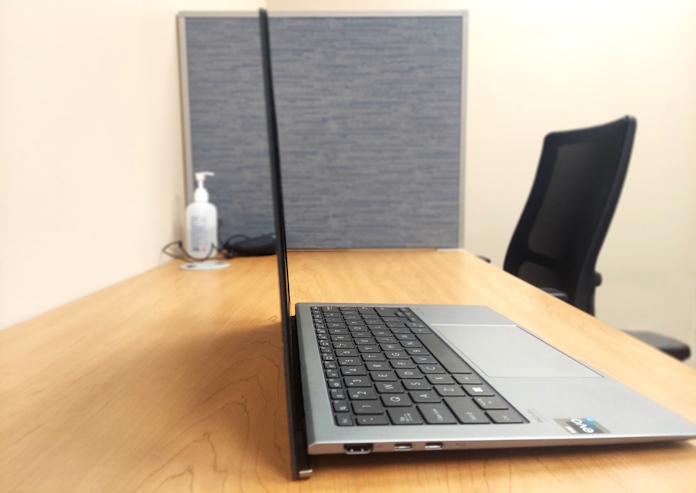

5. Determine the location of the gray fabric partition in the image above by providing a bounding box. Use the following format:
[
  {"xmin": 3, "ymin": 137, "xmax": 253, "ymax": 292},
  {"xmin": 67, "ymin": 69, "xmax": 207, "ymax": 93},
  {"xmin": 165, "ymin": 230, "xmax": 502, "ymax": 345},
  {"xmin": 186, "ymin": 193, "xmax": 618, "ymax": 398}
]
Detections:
[{"xmin": 181, "ymin": 13, "xmax": 466, "ymax": 249}]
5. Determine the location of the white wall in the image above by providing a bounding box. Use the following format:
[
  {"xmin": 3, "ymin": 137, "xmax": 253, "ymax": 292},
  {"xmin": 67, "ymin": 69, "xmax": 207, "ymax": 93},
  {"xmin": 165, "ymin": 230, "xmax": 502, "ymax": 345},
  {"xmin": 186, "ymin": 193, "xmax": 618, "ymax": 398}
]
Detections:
[
  {"xmin": 0, "ymin": 0, "xmax": 263, "ymax": 329},
  {"xmin": 269, "ymin": 0, "xmax": 696, "ymax": 365},
  {"xmin": 3, "ymin": 1, "xmax": 695, "ymax": 367}
]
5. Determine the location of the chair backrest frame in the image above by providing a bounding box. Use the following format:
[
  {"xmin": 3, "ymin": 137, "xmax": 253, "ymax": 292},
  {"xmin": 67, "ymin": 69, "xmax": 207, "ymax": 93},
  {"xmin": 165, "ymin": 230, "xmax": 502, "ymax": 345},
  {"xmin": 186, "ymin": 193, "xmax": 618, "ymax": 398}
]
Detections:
[{"xmin": 503, "ymin": 116, "xmax": 637, "ymax": 315}]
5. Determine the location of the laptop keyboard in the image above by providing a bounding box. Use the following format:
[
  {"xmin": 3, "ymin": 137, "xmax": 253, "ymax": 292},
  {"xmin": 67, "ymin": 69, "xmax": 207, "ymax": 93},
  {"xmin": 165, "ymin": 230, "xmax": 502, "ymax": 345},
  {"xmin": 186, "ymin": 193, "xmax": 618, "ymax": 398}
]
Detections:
[{"xmin": 311, "ymin": 306, "xmax": 527, "ymax": 426}]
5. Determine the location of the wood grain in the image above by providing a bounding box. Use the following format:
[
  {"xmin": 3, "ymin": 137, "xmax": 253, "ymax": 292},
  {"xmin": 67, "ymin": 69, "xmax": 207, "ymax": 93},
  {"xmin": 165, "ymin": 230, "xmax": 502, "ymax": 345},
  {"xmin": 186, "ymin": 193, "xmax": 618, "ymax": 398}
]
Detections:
[{"xmin": 1, "ymin": 250, "xmax": 694, "ymax": 492}]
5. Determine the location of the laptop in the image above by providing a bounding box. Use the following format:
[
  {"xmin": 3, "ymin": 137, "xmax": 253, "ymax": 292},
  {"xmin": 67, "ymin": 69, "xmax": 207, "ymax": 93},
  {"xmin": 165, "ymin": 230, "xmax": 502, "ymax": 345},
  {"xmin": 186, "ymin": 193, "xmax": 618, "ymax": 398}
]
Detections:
[{"xmin": 257, "ymin": 9, "xmax": 696, "ymax": 480}]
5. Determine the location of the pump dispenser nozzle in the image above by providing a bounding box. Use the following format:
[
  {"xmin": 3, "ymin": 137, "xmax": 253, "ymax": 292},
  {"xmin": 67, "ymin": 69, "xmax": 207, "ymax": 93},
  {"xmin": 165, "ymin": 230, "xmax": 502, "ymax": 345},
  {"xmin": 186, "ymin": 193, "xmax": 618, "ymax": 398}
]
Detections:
[{"xmin": 194, "ymin": 172, "xmax": 215, "ymax": 202}]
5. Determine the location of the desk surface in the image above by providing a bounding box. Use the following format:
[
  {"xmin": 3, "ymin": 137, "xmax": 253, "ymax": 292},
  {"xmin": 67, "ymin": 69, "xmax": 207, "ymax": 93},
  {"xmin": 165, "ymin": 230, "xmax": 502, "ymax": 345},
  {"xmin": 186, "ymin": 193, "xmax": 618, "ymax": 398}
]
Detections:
[{"xmin": 1, "ymin": 250, "xmax": 695, "ymax": 492}]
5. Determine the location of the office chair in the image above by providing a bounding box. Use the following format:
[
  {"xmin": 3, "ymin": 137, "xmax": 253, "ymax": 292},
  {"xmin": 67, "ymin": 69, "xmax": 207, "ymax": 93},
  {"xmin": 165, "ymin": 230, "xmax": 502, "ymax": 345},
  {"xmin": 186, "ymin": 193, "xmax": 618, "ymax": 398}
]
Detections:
[{"xmin": 503, "ymin": 115, "xmax": 690, "ymax": 361}]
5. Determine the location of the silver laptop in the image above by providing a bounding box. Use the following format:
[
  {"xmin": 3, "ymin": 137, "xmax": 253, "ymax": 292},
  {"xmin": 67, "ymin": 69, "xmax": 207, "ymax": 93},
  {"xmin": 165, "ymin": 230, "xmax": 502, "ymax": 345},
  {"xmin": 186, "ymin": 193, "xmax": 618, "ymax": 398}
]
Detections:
[{"xmin": 257, "ymin": 9, "xmax": 696, "ymax": 480}]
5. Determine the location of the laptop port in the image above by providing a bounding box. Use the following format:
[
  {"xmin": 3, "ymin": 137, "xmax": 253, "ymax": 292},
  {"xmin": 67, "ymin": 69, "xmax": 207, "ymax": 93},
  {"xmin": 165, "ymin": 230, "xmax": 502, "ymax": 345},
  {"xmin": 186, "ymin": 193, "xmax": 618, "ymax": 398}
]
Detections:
[
  {"xmin": 394, "ymin": 443, "xmax": 412, "ymax": 451},
  {"xmin": 424, "ymin": 442, "xmax": 443, "ymax": 450},
  {"xmin": 344, "ymin": 443, "xmax": 373, "ymax": 455}
]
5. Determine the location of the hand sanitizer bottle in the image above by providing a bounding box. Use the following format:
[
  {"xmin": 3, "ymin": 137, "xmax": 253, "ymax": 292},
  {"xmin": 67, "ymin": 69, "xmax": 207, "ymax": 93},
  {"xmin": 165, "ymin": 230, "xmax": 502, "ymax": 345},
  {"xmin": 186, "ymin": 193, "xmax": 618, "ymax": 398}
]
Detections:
[{"xmin": 185, "ymin": 172, "xmax": 218, "ymax": 260}]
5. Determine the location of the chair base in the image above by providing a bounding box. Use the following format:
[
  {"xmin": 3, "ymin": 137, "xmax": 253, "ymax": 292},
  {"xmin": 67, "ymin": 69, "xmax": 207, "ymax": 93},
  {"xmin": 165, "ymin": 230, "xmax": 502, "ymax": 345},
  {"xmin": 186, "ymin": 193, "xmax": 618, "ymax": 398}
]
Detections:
[{"xmin": 625, "ymin": 330, "xmax": 691, "ymax": 361}]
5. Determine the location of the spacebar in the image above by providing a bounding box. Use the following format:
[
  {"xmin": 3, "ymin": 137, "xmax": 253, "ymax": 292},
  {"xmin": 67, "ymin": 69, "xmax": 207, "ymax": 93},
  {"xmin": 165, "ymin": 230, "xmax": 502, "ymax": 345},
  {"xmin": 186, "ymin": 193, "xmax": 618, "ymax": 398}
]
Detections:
[{"xmin": 416, "ymin": 334, "xmax": 473, "ymax": 374}]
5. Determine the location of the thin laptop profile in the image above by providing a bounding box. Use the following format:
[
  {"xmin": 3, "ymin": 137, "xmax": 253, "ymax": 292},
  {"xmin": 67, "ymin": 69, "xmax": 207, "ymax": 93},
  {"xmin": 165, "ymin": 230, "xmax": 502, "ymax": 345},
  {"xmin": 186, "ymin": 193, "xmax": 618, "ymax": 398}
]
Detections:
[{"xmin": 257, "ymin": 9, "xmax": 696, "ymax": 480}]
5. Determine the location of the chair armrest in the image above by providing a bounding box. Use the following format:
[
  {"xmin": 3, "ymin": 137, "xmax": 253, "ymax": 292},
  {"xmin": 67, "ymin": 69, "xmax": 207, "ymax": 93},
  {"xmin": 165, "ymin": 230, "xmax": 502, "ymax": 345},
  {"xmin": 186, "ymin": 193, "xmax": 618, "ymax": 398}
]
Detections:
[
  {"xmin": 625, "ymin": 330, "xmax": 691, "ymax": 361},
  {"xmin": 539, "ymin": 287, "xmax": 569, "ymax": 301}
]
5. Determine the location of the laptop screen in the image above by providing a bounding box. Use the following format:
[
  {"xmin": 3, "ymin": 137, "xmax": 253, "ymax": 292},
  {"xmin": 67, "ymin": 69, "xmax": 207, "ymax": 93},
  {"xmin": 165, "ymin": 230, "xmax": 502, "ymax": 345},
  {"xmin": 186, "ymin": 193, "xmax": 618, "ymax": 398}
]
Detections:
[{"xmin": 258, "ymin": 8, "xmax": 311, "ymax": 479}]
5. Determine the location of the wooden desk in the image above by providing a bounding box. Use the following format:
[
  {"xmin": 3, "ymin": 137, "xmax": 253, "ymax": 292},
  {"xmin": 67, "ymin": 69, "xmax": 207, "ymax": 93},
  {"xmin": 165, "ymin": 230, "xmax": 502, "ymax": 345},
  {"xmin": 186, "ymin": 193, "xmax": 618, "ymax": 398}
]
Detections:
[{"xmin": 1, "ymin": 250, "xmax": 695, "ymax": 492}]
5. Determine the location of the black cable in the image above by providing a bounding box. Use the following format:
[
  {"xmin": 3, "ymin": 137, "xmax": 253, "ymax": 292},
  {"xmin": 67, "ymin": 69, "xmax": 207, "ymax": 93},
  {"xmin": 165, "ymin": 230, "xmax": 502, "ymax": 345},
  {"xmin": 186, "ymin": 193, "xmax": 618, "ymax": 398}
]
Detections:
[{"xmin": 220, "ymin": 234, "xmax": 250, "ymax": 259}]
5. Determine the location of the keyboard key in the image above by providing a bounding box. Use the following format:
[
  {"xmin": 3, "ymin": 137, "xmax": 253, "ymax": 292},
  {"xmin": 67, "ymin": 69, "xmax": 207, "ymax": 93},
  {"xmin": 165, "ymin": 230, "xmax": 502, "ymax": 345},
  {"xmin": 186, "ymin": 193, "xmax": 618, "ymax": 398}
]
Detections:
[
  {"xmin": 344, "ymin": 376, "xmax": 371, "ymax": 387},
  {"xmin": 349, "ymin": 326, "xmax": 368, "ymax": 332},
  {"xmin": 416, "ymin": 334, "xmax": 473, "ymax": 373},
  {"xmin": 335, "ymin": 349, "xmax": 358, "ymax": 357},
  {"xmin": 418, "ymin": 403, "xmax": 457, "ymax": 424},
  {"xmin": 410, "ymin": 391, "xmax": 441, "ymax": 403},
  {"xmin": 434, "ymin": 385, "xmax": 466, "ymax": 397},
  {"xmin": 410, "ymin": 327, "xmax": 432, "ymax": 334},
  {"xmin": 370, "ymin": 371, "xmax": 397, "ymax": 382},
  {"xmin": 463, "ymin": 384, "xmax": 496, "ymax": 397},
  {"xmin": 327, "ymin": 379, "xmax": 342, "ymax": 389},
  {"xmin": 453, "ymin": 374, "xmax": 482, "ymax": 385},
  {"xmin": 358, "ymin": 345, "xmax": 380, "ymax": 353},
  {"xmin": 341, "ymin": 366, "xmax": 367, "ymax": 376},
  {"xmin": 394, "ymin": 334, "xmax": 417, "ymax": 341},
  {"xmin": 323, "ymin": 361, "xmax": 337, "ymax": 370},
  {"xmin": 412, "ymin": 356, "xmax": 437, "ymax": 364},
  {"xmin": 333, "ymin": 400, "xmax": 349, "ymax": 412},
  {"xmin": 388, "ymin": 325, "xmax": 409, "ymax": 331},
  {"xmin": 387, "ymin": 408, "xmax": 423, "ymax": 425},
  {"xmin": 400, "ymin": 340, "xmax": 422, "ymax": 348},
  {"xmin": 406, "ymin": 322, "xmax": 426, "ymax": 328},
  {"xmin": 348, "ymin": 388, "xmax": 378, "ymax": 400},
  {"xmin": 330, "ymin": 389, "xmax": 346, "ymax": 400},
  {"xmin": 473, "ymin": 396, "xmax": 509, "ymax": 410},
  {"xmin": 386, "ymin": 351, "xmax": 410, "ymax": 360},
  {"xmin": 390, "ymin": 360, "xmax": 416, "ymax": 369},
  {"xmin": 361, "ymin": 354, "xmax": 386, "ymax": 362},
  {"xmin": 338, "ymin": 357, "xmax": 361, "ymax": 366},
  {"xmin": 395, "ymin": 368, "xmax": 423, "ymax": 379},
  {"xmin": 322, "ymin": 354, "xmax": 335, "ymax": 361},
  {"xmin": 375, "ymin": 336, "xmax": 397, "ymax": 343},
  {"xmin": 356, "ymin": 415, "xmax": 389, "ymax": 425},
  {"xmin": 376, "ymin": 308, "xmax": 400, "ymax": 318},
  {"xmin": 336, "ymin": 414, "xmax": 353, "ymax": 426},
  {"xmin": 366, "ymin": 361, "xmax": 390, "ymax": 371},
  {"xmin": 358, "ymin": 307, "xmax": 376, "ymax": 314},
  {"xmin": 487, "ymin": 410, "xmax": 525, "ymax": 424},
  {"xmin": 406, "ymin": 348, "xmax": 430, "ymax": 356},
  {"xmin": 381, "ymin": 394, "xmax": 413, "ymax": 407},
  {"xmin": 375, "ymin": 382, "xmax": 405, "ymax": 393},
  {"xmin": 325, "ymin": 369, "xmax": 339, "ymax": 378},
  {"xmin": 419, "ymin": 364, "xmax": 445, "ymax": 374},
  {"xmin": 402, "ymin": 380, "xmax": 431, "ymax": 390},
  {"xmin": 352, "ymin": 402, "xmax": 385, "ymax": 415},
  {"xmin": 444, "ymin": 397, "xmax": 490, "ymax": 424},
  {"xmin": 353, "ymin": 337, "xmax": 374, "ymax": 345},
  {"xmin": 331, "ymin": 335, "xmax": 351, "ymax": 342},
  {"xmin": 332, "ymin": 342, "xmax": 354, "ymax": 349},
  {"xmin": 380, "ymin": 343, "xmax": 402, "ymax": 351},
  {"xmin": 426, "ymin": 374, "xmax": 455, "ymax": 385}
]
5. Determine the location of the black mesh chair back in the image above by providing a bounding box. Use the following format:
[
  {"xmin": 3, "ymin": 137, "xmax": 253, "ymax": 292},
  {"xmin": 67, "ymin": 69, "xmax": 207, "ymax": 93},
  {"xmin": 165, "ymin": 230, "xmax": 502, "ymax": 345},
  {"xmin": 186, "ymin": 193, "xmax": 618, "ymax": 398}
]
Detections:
[{"xmin": 503, "ymin": 116, "xmax": 637, "ymax": 315}]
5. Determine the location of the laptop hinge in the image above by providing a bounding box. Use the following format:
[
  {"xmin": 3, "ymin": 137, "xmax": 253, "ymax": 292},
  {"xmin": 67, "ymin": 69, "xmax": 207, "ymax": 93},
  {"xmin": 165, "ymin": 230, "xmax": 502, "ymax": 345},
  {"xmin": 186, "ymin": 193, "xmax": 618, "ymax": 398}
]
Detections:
[{"xmin": 287, "ymin": 316, "xmax": 313, "ymax": 479}]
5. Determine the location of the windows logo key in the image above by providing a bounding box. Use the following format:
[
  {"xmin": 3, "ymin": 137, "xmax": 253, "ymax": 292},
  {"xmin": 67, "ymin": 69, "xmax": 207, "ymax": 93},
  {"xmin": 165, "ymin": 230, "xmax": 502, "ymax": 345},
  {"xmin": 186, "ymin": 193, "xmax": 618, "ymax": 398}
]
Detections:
[{"xmin": 555, "ymin": 417, "xmax": 609, "ymax": 435}]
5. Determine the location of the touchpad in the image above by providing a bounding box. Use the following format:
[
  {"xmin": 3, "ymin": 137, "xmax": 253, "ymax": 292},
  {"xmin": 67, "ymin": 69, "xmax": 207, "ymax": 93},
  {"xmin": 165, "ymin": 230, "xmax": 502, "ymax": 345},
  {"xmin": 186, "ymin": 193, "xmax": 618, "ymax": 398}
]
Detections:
[{"xmin": 432, "ymin": 325, "xmax": 600, "ymax": 378}]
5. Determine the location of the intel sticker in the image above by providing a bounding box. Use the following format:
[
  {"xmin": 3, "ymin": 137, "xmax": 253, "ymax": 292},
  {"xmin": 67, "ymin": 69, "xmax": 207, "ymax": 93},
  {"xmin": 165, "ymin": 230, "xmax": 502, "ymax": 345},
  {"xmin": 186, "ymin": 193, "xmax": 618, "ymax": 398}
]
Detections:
[{"xmin": 555, "ymin": 418, "xmax": 609, "ymax": 435}]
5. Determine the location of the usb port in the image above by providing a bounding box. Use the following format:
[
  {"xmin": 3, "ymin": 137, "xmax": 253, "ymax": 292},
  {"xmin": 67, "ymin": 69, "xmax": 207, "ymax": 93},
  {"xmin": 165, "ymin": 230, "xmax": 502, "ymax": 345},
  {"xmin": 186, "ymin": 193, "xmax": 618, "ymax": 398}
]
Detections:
[
  {"xmin": 424, "ymin": 442, "xmax": 443, "ymax": 450},
  {"xmin": 344, "ymin": 443, "xmax": 373, "ymax": 455},
  {"xmin": 394, "ymin": 443, "xmax": 412, "ymax": 451}
]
